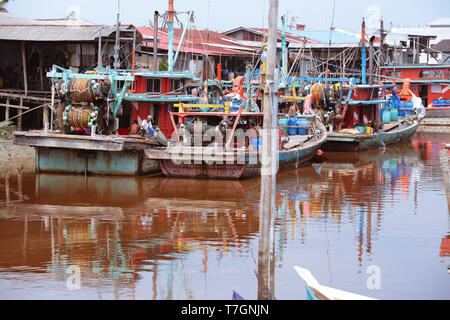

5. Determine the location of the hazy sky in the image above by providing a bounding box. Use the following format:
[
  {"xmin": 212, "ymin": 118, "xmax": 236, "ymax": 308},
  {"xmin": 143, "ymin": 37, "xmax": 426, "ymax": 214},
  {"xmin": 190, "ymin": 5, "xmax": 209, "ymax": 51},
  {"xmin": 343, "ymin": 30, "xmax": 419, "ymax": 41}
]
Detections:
[{"xmin": 5, "ymin": 0, "xmax": 450, "ymax": 32}]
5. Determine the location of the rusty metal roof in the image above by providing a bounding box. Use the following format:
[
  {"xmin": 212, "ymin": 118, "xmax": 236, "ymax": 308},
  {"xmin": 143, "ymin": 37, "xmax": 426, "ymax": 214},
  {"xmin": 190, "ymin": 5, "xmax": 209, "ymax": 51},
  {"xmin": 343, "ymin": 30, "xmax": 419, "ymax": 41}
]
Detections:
[
  {"xmin": 138, "ymin": 27, "xmax": 259, "ymax": 57},
  {"xmin": 0, "ymin": 12, "xmax": 142, "ymax": 42}
]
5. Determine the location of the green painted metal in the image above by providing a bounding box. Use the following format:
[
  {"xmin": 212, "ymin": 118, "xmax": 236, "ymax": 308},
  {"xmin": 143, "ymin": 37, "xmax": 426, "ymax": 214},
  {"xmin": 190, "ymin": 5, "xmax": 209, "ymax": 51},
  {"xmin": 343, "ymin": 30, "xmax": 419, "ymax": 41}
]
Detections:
[
  {"xmin": 168, "ymin": 21, "xmax": 174, "ymax": 72},
  {"xmin": 125, "ymin": 94, "xmax": 199, "ymax": 103},
  {"xmin": 36, "ymin": 147, "xmax": 159, "ymax": 176},
  {"xmin": 134, "ymin": 70, "xmax": 194, "ymax": 79},
  {"xmin": 114, "ymin": 81, "xmax": 128, "ymax": 117},
  {"xmin": 173, "ymin": 11, "xmax": 194, "ymax": 67}
]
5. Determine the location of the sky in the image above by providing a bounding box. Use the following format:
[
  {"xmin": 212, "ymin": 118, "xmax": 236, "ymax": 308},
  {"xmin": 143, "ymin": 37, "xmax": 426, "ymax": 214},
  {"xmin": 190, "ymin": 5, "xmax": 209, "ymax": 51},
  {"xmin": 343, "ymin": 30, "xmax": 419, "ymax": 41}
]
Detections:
[{"xmin": 4, "ymin": 0, "xmax": 450, "ymax": 33}]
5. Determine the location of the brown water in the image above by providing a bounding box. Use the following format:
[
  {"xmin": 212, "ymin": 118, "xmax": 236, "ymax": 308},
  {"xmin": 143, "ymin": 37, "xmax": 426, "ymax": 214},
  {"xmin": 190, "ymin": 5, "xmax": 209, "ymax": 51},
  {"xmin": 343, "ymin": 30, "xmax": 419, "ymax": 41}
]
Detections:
[{"xmin": 0, "ymin": 131, "xmax": 449, "ymax": 300}]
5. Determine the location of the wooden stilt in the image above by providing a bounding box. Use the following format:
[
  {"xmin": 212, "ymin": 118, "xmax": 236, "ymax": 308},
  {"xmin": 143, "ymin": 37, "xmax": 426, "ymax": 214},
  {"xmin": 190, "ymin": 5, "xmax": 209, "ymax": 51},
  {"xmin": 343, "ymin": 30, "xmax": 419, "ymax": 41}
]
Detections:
[
  {"xmin": 18, "ymin": 98, "xmax": 23, "ymax": 131},
  {"xmin": 21, "ymin": 42, "xmax": 28, "ymax": 96},
  {"xmin": 5, "ymin": 99, "xmax": 9, "ymax": 121}
]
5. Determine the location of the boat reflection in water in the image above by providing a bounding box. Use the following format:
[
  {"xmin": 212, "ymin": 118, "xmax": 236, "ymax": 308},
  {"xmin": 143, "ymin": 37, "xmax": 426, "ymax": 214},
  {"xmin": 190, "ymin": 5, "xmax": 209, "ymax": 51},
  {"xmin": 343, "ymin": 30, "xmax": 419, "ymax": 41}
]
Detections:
[{"xmin": 0, "ymin": 133, "xmax": 449, "ymax": 299}]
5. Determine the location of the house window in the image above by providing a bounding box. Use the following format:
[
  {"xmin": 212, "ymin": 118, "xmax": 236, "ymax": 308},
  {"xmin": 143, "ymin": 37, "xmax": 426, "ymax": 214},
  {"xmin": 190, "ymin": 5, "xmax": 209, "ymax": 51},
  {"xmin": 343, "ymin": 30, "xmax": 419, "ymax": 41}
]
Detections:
[
  {"xmin": 386, "ymin": 71, "xmax": 402, "ymax": 79},
  {"xmin": 170, "ymin": 79, "xmax": 184, "ymax": 92},
  {"xmin": 419, "ymin": 70, "xmax": 445, "ymax": 78},
  {"xmin": 146, "ymin": 78, "xmax": 161, "ymax": 93}
]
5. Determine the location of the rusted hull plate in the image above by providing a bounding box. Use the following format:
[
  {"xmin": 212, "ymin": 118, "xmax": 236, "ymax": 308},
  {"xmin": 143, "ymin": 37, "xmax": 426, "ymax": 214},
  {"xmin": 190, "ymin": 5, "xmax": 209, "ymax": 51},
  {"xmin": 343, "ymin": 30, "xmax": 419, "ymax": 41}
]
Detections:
[
  {"xmin": 159, "ymin": 139, "xmax": 324, "ymax": 180},
  {"xmin": 160, "ymin": 160, "xmax": 259, "ymax": 180}
]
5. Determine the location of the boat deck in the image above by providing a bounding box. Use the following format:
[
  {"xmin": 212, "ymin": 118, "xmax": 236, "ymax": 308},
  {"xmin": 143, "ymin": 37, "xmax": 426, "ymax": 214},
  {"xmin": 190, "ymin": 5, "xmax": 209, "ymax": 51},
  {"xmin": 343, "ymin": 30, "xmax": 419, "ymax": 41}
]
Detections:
[{"xmin": 13, "ymin": 131, "xmax": 159, "ymax": 152}]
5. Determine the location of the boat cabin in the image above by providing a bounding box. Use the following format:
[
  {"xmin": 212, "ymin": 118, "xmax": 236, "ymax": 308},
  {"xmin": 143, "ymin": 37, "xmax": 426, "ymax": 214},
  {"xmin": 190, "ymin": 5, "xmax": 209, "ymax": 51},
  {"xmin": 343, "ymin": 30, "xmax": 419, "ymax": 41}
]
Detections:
[{"xmin": 122, "ymin": 70, "xmax": 198, "ymax": 138}]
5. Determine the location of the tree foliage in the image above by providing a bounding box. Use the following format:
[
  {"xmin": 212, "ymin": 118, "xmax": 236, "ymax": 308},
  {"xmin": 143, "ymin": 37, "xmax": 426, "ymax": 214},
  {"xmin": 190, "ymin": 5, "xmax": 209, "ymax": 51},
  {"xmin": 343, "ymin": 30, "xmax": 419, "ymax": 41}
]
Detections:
[
  {"xmin": 159, "ymin": 60, "xmax": 168, "ymax": 71},
  {"xmin": 0, "ymin": 0, "xmax": 9, "ymax": 13}
]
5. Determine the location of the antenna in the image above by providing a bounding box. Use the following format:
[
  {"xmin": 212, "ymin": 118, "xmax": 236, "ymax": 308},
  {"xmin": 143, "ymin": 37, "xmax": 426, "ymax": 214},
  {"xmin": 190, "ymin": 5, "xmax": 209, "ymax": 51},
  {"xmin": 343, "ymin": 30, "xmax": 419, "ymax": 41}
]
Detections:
[{"xmin": 113, "ymin": 0, "xmax": 121, "ymax": 69}]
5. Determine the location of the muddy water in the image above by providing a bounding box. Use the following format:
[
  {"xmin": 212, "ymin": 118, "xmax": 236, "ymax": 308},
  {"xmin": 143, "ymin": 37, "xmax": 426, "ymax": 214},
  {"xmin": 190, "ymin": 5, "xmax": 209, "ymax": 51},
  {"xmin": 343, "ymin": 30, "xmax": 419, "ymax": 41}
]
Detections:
[{"xmin": 0, "ymin": 132, "xmax": 449, "ymax": 300}]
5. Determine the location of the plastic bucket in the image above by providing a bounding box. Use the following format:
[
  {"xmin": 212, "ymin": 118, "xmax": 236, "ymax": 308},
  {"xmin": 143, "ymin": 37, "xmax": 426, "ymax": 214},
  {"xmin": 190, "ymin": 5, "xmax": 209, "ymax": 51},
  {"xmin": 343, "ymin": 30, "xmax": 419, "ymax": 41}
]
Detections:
[
  {"xmin": 279, "ymin": 118, "xmax": 289, "ymax": 134},
  {"xmin": 390, "ymin": 108, "xmax": 399, "ymax": 122},
  {"xmin": 297, "ymin": 118, "xmax": 309, "ymax": 135},
  {"xmin": 406, "ymin": 101, "xmax": 413, "ymax": 115},
  {"xmin": 287, "ymin": 118, "xmax": 297, "ymax": 135},
  {"xmin": 382, "ymin": 108, "xmax": 391, "ymax": 124}
]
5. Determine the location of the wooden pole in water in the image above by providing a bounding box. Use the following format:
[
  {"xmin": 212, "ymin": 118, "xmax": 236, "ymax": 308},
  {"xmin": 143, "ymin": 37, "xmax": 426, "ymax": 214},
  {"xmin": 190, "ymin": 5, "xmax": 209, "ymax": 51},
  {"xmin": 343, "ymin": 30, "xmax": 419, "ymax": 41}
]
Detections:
[
  {"xmin": 258, "ymin": 0, "xmax": 278, "ymax": 301},
  {"xmin": 440, "ymin": 149, "xmax": 450, "ymax": 213}
]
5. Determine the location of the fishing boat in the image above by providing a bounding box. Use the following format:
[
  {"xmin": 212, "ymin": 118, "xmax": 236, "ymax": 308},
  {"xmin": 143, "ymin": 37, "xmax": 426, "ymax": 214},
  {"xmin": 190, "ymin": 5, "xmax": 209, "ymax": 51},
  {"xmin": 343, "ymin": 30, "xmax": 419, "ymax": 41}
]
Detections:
[
  {"xmin": 294, "ymin": 266, "xmax": 377, "ymax": 300},
  {"xmin": 145, "ymin": 105, "xmax": 326, "ymax": 179},
  {"xmin": 282, "ymin": 20, "xmax": 425, "ymax": 152},
  {"xmin": 380, "ymin": 65, "xmax": 450, "ymax": 125},
  {"xmin": 143, "ymin": 16, "xmax": 327, "ymax": 180}
]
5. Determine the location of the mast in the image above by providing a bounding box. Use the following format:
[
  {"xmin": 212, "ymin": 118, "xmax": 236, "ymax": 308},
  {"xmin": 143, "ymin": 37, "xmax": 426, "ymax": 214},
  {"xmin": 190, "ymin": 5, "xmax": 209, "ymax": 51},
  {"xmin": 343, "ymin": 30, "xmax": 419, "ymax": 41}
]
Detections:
[
  {"xmin": 258, "ymin": 0, "xmax": 279, "ymax": 301},
  {"xmin": 168, "ymin": 0, "xmax": 175, "ymax": 72},
  {"xmin": 113, "ymin": 0, "xmax": 121, "ymax": 69},
  {"xmin": 281, "ymin": 15, "xmax": 287, "ymax": 88},
  {"xmin": 153, "ymin": 11, "xmax": 159, "ymax": 71},
  {"xmin": 361, "ymin": 18, "xmax": 366, "ymax": 84}
]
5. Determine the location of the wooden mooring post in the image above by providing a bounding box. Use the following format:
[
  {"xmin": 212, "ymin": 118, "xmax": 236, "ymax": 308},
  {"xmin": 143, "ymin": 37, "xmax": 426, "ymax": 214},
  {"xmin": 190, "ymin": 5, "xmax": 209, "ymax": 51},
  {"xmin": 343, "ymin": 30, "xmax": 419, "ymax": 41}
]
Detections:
[
  {"xmin": 258, "ymin": 0, "xmax": 279, "ymax": 301},
  {"xmin": 440, "ymin": 148, "xmax": 450, "ymax": 213}
]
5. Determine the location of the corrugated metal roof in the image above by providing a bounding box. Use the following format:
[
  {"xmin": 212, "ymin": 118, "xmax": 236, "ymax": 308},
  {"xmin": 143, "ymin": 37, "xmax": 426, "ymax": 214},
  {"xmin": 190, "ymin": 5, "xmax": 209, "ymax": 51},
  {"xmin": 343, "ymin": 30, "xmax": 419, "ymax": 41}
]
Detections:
[
  {"xmin": 139, "ymin": 27, "xmax": 259, "ymax": 56},
  {"xmin": 0, "ymin": 25, "xmax": 117, "ymax": 41},
  {"xmin": 0, "ymin": 12, "xmax": 142, "ymax": 42},
  {"xmin": 0, "ymin": 12, "xmax": 45, "ymax": 25},
  {"xmin": 287, "ymin": 28, "xmax": 359, "ymax": 44},
  {"xmin": 427, "ymin": 17, "xmax": 450, "ymax": 27},
  {"xmin": 432, "ymin": 39, "xmax": 450, "ymax": 52}
]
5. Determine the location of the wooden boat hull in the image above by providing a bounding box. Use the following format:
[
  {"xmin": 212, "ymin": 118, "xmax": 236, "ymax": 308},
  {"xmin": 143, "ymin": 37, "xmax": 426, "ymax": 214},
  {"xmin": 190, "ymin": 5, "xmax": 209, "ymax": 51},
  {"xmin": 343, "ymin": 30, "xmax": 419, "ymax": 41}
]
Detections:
[
  {"xmin": 322, "ymin": 121, "xmax": 420, "ymax": 152},
  {"xmin": 159, "ymin": 136, "xmax": 325, "ymax": 180}
]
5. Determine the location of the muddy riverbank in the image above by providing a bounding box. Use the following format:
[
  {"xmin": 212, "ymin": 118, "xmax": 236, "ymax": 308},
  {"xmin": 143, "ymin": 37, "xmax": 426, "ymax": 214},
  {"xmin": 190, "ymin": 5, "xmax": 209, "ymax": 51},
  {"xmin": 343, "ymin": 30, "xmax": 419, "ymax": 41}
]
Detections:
[{"xmin": 0, "ymin": 138, "xmax": 35, "ymax": 172}]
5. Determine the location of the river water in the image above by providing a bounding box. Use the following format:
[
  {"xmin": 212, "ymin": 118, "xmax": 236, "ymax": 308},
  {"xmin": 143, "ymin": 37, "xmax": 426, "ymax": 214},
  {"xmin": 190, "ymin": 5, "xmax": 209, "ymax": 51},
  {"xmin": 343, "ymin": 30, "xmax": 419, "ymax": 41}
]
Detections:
[{"xmin": 0, "ymin": 131, "xmax": 449, "ymax": 300}]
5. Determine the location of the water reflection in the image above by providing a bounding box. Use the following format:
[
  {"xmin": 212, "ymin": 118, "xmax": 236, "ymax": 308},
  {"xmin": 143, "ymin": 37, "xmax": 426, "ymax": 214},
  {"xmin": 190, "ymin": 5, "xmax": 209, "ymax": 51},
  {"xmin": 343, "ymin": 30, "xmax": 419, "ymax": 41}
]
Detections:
[{"xmin": 0, "ymin": 132, "xmax": 449, "ymax": 299}]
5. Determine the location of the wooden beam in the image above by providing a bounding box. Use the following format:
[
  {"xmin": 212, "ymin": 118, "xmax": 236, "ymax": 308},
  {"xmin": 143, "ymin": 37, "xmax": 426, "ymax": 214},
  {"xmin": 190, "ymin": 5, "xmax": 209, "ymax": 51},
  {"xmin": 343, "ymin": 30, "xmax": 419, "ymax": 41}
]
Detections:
[
  {"xmin": 0, "ymin": 92, "xmax": 57, "ymax": 103},
  {"xmin": 0, "ymin": 103, "xmax": 29, "ymax": 110},
  {"xmin": 43, "ymin": 102, "xmax": 49, "ymax": 127},
  {"xmin": 21, "ymin": 42, "xmax": 28, "ymax": 96}
]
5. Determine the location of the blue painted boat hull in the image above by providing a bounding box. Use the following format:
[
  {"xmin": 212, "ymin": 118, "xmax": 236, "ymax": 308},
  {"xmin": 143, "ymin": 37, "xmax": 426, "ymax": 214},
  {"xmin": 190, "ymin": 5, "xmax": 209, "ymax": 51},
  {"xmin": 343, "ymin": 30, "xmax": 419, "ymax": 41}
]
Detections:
[{"xmin": 323, "ymin": 122, "xmax": 420, "ymax": 152}]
